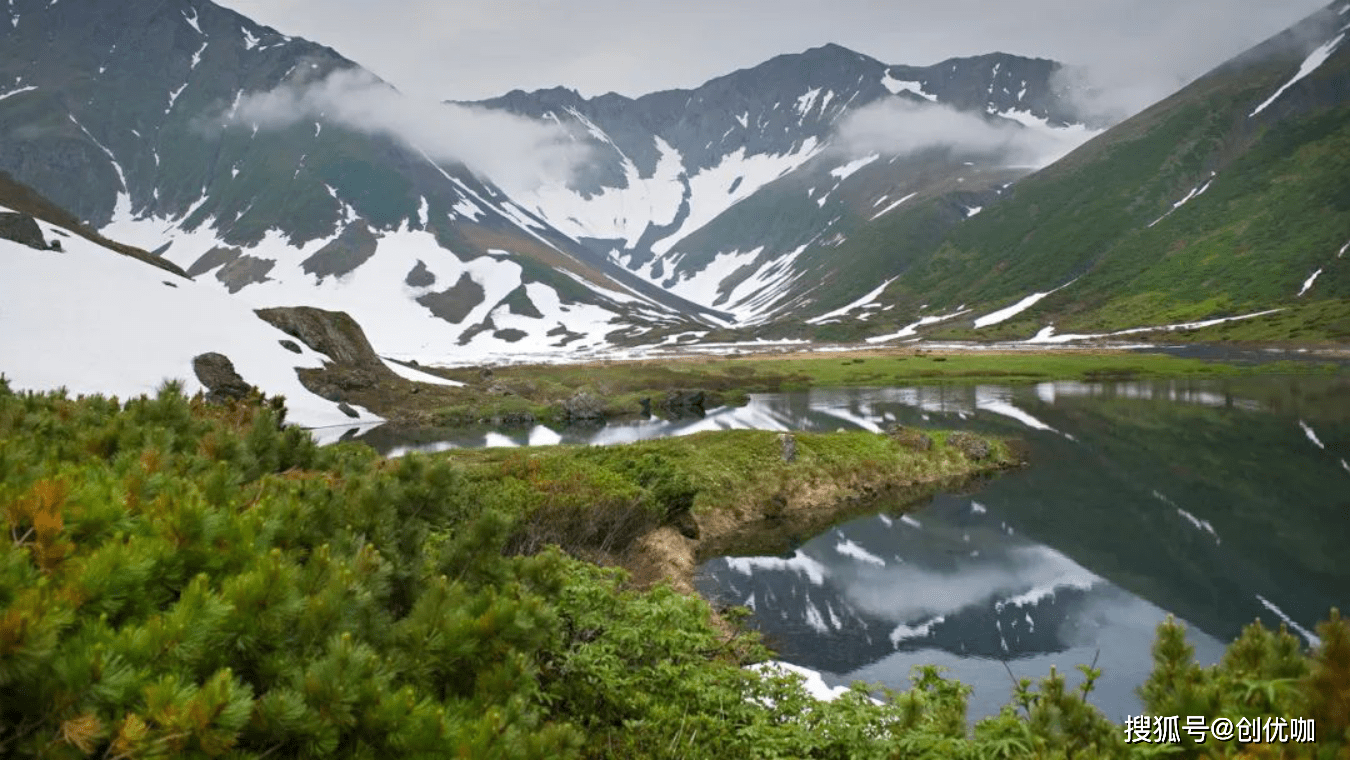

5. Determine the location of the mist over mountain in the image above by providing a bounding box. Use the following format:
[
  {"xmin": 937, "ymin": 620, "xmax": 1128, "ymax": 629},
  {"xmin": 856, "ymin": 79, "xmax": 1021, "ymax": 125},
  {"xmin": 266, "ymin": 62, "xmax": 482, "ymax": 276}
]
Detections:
[{"xmin": 2, "ymin": 0, "xmax": 1348, "ymax": 366}]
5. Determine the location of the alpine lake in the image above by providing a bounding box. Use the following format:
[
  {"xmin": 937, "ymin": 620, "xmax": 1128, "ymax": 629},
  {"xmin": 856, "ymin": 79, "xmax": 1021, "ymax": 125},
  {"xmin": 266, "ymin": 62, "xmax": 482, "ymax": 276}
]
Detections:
[{"xmin": 331, "ymin": 361, "xmax": 1350, "ymax": 722}]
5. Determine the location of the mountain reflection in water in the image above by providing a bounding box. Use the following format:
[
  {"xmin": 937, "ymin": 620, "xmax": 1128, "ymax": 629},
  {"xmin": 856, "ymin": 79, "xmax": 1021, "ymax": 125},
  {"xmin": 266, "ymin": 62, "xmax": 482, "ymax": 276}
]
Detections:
[{"xmin": 333, "ymin": 375, "xmax": 1349, "ymax": 721}]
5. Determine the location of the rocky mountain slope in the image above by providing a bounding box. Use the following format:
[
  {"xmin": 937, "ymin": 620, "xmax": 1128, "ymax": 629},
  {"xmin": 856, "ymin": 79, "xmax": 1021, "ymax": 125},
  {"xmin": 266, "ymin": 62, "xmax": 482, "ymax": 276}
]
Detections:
[
  {"xmin": 832, "ymin": 1, "xmax": 1350, "ymax": 344},
  {"xmin": 0, "ymin": 0, "xmax": 715, "ymax": 365},
  {"xmin": 2, "ymin": 0, "xmax": 1345, "ymax": 363},
  {"xmin": 474, "ymin": 45, "xmax": 1102, "ymax": 327}
]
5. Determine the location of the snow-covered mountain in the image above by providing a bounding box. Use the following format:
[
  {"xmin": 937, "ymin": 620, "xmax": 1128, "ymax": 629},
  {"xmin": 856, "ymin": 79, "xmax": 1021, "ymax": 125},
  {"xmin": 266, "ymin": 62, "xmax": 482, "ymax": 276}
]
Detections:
[
  {"xmin": 5, "ymin": 0, "xmax": 1343, "ymax": 363},
  {"xmin": 0, "ymin": 0, "xmax": 716, "ymax": 365},
  {"xmin": 472, "ymin": 45, "xmax": 1102, "ymax": 326}
]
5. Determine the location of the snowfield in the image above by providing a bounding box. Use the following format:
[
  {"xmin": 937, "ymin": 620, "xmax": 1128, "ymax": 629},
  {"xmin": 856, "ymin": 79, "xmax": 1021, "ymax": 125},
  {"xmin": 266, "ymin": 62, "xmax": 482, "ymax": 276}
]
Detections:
[
  {"xmin": 0, "ymin": 224, "xmax": 381, "ymax": 429},
  {"xmin": 102, "ymin": 198, "xmax": 635, "ymax": 366}
]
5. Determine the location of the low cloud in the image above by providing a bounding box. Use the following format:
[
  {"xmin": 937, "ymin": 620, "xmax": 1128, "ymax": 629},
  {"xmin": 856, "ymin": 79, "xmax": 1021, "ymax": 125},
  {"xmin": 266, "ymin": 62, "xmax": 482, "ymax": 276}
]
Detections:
[
  {"xmin": 832, "ymin": 96, "xmax": 1099, "ymax": 168},
  {"xmin": 225, "ymin": 66, "xmax": 591, "ymax": 194}
]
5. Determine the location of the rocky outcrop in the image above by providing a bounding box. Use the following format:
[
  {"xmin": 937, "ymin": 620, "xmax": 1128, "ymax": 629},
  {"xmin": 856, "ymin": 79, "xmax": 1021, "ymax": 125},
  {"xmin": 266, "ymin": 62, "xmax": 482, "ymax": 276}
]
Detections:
[
  {"xmin": 301, "ymin": 221, "xmax": 379, "ymax": 281},
  {"xmin": 659, "ymin": 390, "xmax": 707, "ymax": 419},
  {"xmin": 562, "ymin": 390, "xmax": 605, "ymax": 421},
  {"xmin": 886, "ymin": 424, "xmax": 933, "ymax": 451},
  {"xmin": 255, "ymin": 306, "xmax": 386, "ymax": 370},
  {"xmin": 192, "ymin": 352, "xmax": 253, "ymax": 404},
  {"xmin": 0, "ymin": 212, "xmax": 50, "ymax": 250},
  {"xmin": 948, "ymin": 431, "xmax": 992, "ymax": 461},
  {"xmin": 254, "ymin": 306, "xmax": 399, "ymax": 398}
]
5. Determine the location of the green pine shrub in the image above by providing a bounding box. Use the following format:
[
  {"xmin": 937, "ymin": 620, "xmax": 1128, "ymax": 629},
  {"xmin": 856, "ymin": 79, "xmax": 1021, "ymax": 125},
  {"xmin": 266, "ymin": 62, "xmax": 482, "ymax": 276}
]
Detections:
[{"xmin": 0, "ymin": 385, "xmax": 1346, "ymax": 758}]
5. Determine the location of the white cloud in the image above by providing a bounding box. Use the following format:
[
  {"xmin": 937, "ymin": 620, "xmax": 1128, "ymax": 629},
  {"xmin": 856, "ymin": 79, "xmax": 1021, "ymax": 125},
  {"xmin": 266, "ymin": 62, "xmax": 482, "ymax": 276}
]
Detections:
[
  {"xmin": 227, "ymin": 66, "xmax": 592, "ymax": 194},
  {"xmin": 832, "ymin": 97, "xmax": 1093, "ymax": 167}
]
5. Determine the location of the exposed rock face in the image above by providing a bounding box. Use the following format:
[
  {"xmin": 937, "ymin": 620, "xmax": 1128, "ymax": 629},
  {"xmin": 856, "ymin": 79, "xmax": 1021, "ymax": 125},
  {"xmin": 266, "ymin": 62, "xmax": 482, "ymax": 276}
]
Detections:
[
  {"xmin": 255, "ymin": 306, "xmax": 387, "ymax": 370},
  {"xmin": 562, "ymin": 391, "xmax": 605, "ymax": 421},
  {"xmin": 192, "ymin": 352, "xmax": 252, "ymax": 404},
  {"xmin": 416, "ymin": 273, "xmax": 485, "ymax": 325},
  {"xmin": 405, "ymin": 260, "xmax": 436, "ymax": 287},
  {"xmin": 0, "ymin": 212, "xmax": 48, "ymax": 250},
  {"xmin": 301, "ymin": 221, "xmax": 378, "ymax": 281},
  {"xmin": 660, "ymin": 390, "xmax": 705, "ymax": 411},
  {"xmin": 254, "ymin": 306, "xmax": 399, "ymax": 399},
  {"xmin": 887, "ymin": 424, "xmax": 933, "ymax": 451}
]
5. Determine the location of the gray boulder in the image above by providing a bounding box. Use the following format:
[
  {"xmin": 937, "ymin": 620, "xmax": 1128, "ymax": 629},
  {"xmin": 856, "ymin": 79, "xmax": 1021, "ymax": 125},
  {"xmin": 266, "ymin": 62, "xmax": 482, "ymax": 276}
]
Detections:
[
  {"xmin": 192, "ymin": 352, "xmax": 253, "ymax": 404},
  {"xmin": 562, "ymin": 391, "xmax": 605, "ymax": 421},
  {"xmin": 948, "ymin": 431, "xmax": 992, "ymax": 461},
  {"xmin": 0, "ymin": 212, "xmax": 48, "ymax": 250}
]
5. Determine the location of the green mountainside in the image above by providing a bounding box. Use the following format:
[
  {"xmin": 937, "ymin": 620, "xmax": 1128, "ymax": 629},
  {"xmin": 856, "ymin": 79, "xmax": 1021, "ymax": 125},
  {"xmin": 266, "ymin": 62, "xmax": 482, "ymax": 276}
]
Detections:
[{"xmin": 800, "ymin": 3, "xmax": 1350, "ymax": 344}]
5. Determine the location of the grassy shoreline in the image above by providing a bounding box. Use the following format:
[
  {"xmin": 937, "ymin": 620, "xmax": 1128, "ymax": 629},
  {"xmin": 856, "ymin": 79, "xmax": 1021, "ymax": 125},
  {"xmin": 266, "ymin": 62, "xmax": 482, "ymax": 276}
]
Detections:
[
  {"xmin": 335, "ymin": 347, "xmax": 1341, "ymax": 427},
  {"xmin": 438, "ymin": 427, "xmax": 1021, "ymax": 595}
]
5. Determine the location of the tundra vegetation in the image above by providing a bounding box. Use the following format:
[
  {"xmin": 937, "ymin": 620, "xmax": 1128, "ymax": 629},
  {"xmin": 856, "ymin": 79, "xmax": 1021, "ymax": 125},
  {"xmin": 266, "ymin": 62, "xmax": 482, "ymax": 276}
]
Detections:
[{"xmin": 0, "ymin": 378, "xmax": 1346, "ymax": 759}]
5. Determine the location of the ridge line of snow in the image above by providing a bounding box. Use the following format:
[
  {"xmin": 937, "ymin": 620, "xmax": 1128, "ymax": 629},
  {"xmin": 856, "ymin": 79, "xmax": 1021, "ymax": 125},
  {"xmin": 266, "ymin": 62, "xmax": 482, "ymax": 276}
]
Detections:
[
  {"xmin": 973, "ymin": 279, "xmax": 1077, "ymax": 329},
  {"xmin": 1250, "ymin": 33, "xmax": 1345, "ymax": 117},
  {"xmin": 869, "ymin": 192, "xmax": 916, "ymax": 220},
  {"xmin": 1026, "ymin": 308, "xmax": 1286, "ymax": 344},
  {"xmin": 0, "ymin": 84, "xmax": 36, "ymax": 101},
  {"xmin": 804, "ymin": 277, "xmax": 896, "ymax": 324},
  {"xmin": 1297, "ymin": 268, "xmax": 1323, "ymax": 297}
]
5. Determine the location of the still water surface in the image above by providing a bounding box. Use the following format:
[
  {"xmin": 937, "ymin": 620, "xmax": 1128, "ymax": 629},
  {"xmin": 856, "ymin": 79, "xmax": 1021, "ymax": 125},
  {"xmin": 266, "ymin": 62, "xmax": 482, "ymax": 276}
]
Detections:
[{"xmin": 343, "ymin": 375, "xmax": 1350, "ymax": 721}]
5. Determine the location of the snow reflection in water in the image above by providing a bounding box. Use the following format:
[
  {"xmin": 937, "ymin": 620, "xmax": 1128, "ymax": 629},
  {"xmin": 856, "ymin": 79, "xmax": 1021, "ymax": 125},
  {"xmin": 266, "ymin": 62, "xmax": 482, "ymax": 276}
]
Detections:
[{"xmin": 334, "ymin": 378, "xmax": 1267, "ymax": 456}]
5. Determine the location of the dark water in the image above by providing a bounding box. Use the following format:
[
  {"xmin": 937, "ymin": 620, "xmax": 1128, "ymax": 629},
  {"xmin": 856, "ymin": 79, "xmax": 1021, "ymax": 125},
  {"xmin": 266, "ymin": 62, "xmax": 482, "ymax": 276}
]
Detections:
[
  {"xmin": 690, "ymin": 376, "xmax": 1350, "ymax": 721},
  {"xmin": 333, "ymin": 374, "xmax": 1350, "ymax": 722}
]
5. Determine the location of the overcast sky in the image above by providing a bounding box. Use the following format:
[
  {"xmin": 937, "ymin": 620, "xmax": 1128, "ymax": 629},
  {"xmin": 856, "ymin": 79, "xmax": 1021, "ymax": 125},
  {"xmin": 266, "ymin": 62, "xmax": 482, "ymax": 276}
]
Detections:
[{"xmin": 218, "ymin": 0, "xmax": 1327, "ymax": 104}]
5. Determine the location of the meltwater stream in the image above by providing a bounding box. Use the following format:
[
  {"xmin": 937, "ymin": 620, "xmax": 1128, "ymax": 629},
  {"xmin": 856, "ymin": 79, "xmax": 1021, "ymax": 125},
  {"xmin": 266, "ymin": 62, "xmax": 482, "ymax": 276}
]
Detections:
[{"xmin": 339, "ymin": 375, "xmax": 1350, "ymax": 721}]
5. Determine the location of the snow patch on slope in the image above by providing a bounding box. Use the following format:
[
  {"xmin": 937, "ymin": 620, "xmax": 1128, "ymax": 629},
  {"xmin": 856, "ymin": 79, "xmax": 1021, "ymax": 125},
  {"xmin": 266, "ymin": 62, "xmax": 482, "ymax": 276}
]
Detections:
[
  {"xmin": 1149, "ymin": 172, "xmax": 1216, "ymax": 228},
  {"xmin": 1297, "ymin": 268, "xmax": 1323, "ymax": 296},
  {"xmin": 865, "ymin": 307, "xmax": 972, "ymax": 343},
  {"xmin": 0, "ymin": 84, "xmax": 36, "ymax": 101},
  {"xmin": 828, "ymin": 153, "xmax": 879, "ymax": 182},
  {"xmin": 0, "ymin": 234, "xmax": 378, "ymax": 428},
  {"xmin": 973, "ymin": 280, "xmax": 1076, "ymax": 328},
  {"xmin": 881, "ymin": 71, "xmax": 935, "ymax": 102},
  {"xmin": 101, "ymin": 207, "xmax": 629, "ymax": 365},
  {"xmin": 1026, "ymin": 309, "xmax": 1285, "ymax": 343},
  {"xmin": 805, "ymin": 277, "xmax": 896, "ymax": 324},
  {"xmin": 381, "ymin": 359, "xmax": 465, "ymax": 387},
  {"xmin": 869, "ymin": 192, "xmax": 916, "ymax": 220},
  {"xmin": 1298, "ymin": 420, "xmax": 1325, "ymax": 449},
  {"xmin": 521, "ymin": 136, "xmax": 685, "ymax": 248},
  {"xmin": 1250, "ymin": 33, "xmax": 1346, "ymax": 117},
  {"xmin": 650, "ymin": 137, "xmax": 822, "ymax": 256}
]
